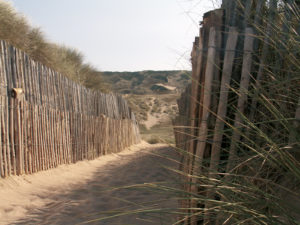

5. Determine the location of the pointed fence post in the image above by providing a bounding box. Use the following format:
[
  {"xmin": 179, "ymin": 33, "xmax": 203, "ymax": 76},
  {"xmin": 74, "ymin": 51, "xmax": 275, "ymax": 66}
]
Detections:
[{"xmin": 190, "ymin": 26, "xmax": 218, "ymax": 225}]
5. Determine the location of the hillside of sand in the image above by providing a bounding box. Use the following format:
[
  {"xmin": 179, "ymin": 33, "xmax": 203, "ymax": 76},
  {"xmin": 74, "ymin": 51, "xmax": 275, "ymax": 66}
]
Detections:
[{"xmin": 103, "ymin": 70, "xmax": 191, "ymax": 143}]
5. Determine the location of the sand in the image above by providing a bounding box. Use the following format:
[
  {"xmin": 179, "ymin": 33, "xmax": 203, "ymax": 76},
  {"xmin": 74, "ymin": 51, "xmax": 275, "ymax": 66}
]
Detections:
[{"xmin": 0, "ymin": 142, "xmax": 180, "ymax": 225}]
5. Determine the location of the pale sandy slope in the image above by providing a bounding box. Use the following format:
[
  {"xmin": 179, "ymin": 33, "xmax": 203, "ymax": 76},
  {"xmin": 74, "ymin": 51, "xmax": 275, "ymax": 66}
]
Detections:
[{"xmin": 0, "ymin": 142, "xmax": 180, "ymax": 225}]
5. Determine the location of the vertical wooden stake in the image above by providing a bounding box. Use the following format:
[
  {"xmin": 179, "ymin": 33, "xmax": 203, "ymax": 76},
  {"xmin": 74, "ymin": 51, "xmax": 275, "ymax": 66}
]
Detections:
[
  {"xmin": 227, "ymin": 27, "xmax": 255, "ymax": 173},
  {"xmin": 204, "ymin": 27, "xmax": 239, "ymax": 224},
  {"xmin": 190, "ymin": 27, "xmax": 218, "ymax": 225}
]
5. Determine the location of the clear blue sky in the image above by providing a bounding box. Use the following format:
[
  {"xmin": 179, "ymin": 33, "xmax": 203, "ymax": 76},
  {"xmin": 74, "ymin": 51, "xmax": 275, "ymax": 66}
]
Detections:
[{"xmin": 7, "ymin": 0, "xmax": 218, "ymax": 71}]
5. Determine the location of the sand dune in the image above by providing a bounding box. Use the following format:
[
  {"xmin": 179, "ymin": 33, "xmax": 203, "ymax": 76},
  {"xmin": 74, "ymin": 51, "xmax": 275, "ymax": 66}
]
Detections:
[{"xmin": 0, "ymin": 142, "xmax": 179, "ymax": 225}]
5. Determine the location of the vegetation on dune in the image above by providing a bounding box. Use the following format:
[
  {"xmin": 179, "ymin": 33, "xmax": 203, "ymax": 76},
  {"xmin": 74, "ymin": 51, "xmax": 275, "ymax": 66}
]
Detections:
[
  {"xmin": 124, "ymin": 93, "xmax": 179, "ymax": 144},
  {"xmin": 0, "ymin": 1, "xmax": 108, "ymax": 92},
  {"xmin": 146, "ymin": 136, "xmax": 161, "ymax": 144},
  {"xmin": 102, "ymin": 70, "xmax": 191, "ymax": 95},
  {"xmin": 141, "ymin": 123, "xmax": 176, "ymax": 144},
  {"xmin": 104, "ymin": 70, "xmax": 188, "ymax": 144}
]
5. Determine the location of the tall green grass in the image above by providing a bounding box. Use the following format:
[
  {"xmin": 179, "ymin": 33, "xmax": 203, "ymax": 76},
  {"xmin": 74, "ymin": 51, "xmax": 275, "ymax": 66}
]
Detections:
[{"xmin": 0, "ymin": 1, "xmax": 108, "ymax": 92}]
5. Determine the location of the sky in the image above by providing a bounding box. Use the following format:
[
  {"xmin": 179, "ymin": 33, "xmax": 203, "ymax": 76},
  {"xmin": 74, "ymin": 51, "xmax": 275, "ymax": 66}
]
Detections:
[{"xmin": 6, "ymin": 0, "xmax": 218, "ymax": 72}]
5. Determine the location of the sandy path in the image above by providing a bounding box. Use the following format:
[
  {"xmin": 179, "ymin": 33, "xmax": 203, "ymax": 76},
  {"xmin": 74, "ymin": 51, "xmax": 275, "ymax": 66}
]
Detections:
[
  {"xmin": 143, "ymin": 98, "xmax": 169, "ymax": 130},
  {"xmin": 144, "ymin": 98, "xmax": 158, "ymax": 130},
  {"xmin": 0, "ymin": 142, "xmax": 180, "ymax": 225}
]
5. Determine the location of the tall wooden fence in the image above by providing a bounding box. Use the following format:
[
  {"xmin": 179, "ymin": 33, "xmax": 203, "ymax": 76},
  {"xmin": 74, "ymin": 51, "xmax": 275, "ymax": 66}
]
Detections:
[
  {"xmin": 0, "ymin": 40, "xmax": 141, "ymax": 178},
  {"xmin": 174, "ymin": 0, "xmax": 300, "ymax": 224}
]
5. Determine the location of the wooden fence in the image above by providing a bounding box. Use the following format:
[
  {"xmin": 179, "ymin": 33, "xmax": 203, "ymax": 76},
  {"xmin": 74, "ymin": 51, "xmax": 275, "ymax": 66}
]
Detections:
[
  {"xmin": 174, "ymin": 0, "xmax": 300, "ymax": 224},
  {"xmin": 0, "ymin": 40, "xmax": 141, "ymax": 178}
]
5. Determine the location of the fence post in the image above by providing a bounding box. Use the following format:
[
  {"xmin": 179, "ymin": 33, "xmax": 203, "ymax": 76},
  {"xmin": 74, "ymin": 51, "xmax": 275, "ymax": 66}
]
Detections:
[
  {"xmin": 226, "ymin": 27, "xmax": 255, "ymax": 172},
  {"xmin": 204, "ymin": 27, "xmax": 239, "ymax": 224},
  {"xmin": 11, "ymin": 88, "xmax": 25, "ymax": 175},
  {"xmin": 189, "ymin": 26, "xmax": 218, "ymax": 225}
]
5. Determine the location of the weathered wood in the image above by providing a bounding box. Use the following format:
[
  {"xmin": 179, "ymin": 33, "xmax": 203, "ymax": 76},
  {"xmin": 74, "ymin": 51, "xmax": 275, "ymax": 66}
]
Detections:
[
  {"xmin": 209, "ymin": 27, "xmax": 239, "ymax": 176},
  {"xmin": 248, "ymin": 0, "xmax": 278, "ymax": 122},
  {"xmin": 0, "ymin": 40, "xmax": 140, "ymax": 178},
  {"xmin": 289, "ymin": 97, "xmax": 300, "ymax": 148},
  {"xmin": 204, "ymin": 27, "xmax": 239, "ymax": 224},
  {"xmin": 0, "ymin": 42, "xmax": 5, "ymax": 177},
  {"xmin": 0, "ymin": 97, "xmax": 4, "ymax": 177},
  {"xmin": 194, "ymin": 27, "xmax": 218, "ymax": 174},
  {"xmin": 226, "ymin": 27, "xmax": 255, "ymax": 172},
  {"xmin": 15, "ymin": 97, "xmax": 23, "ymax": 174},
  {"xmin": 243, "ymin": 0, "xmax": 253, "ymax": 28},
  {"xmin": 190, "ymin": 27, "xmax": 218, "ymax": 225}
]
